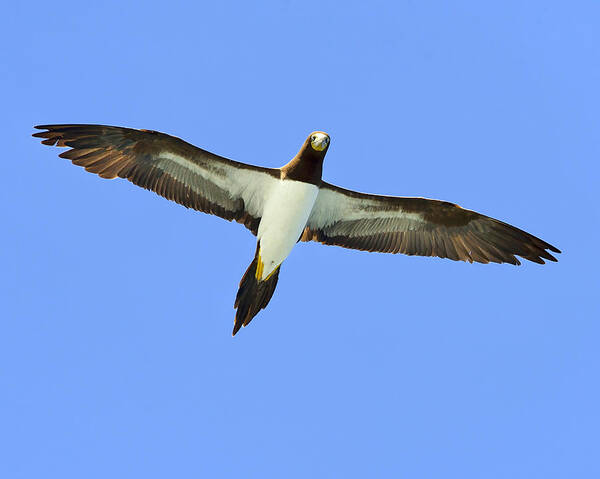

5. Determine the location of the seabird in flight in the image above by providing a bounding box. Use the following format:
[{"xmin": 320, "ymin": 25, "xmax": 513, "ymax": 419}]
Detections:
[{"xmin": 33, "ymin": 125, "xmax": 560, "ymax": 335}]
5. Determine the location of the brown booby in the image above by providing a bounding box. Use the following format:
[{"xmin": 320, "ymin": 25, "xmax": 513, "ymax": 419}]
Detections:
[{"xmin": 33, "ymin": 125, "xmax": 560, "ymax": 335}]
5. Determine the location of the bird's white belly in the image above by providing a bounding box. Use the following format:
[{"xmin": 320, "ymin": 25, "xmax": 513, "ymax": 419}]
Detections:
[{"xmin": 256, "ymin": 180, "xmax": 319, "ymax": 280}]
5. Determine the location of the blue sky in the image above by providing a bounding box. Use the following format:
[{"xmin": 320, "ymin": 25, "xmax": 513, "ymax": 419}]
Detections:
[{"xmin": 2, "ymin": 1, "xmax": 599, "ymax": 477}]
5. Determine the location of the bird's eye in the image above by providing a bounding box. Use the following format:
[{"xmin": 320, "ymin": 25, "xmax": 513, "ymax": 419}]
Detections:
[{"xmin": 311, "ymin": 135, "xmax": 316, "ymax": 142}]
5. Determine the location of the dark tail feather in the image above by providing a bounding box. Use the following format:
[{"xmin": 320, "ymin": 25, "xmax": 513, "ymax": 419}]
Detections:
[{"xmin": 233, "ymin": 249, "xmax": 281, "ymax": 336}]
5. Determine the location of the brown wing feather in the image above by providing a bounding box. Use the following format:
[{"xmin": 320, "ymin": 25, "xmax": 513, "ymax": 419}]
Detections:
[
  {"xmin": 303, "ymin": 182, "xmax": 560, "ymax": 265},
  {"xmin": 33, "ymin": 124, "xmax": 279, "ymax": 235}
]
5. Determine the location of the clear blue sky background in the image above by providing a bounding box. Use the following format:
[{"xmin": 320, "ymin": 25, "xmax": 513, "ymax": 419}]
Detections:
[{"xmin": 2, "ymin": 1, "xmax": 599, "ymax": 477}]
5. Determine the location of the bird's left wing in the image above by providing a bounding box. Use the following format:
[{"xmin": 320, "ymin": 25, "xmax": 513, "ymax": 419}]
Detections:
[
  {"xmin": 302, "ymin": 182, "xmax": 560, "ymax": 265},
  {"xmin": 34, "ymin": 124, "xmax": 281, "ymax": 235}
]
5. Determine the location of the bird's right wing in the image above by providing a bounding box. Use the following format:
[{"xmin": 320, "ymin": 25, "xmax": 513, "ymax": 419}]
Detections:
[{"xmin": 33, "ymin": 124, "xmax": 281, "ymax": 235}]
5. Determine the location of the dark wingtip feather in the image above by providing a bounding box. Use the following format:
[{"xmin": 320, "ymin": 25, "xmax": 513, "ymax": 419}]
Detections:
[
  {"xmin": 33, "ymin": 125, "xmax": 67, "ymax": 145},
  {"xmin": 33, "ymin": 124, "xmax": 67, "ymax": 135}
]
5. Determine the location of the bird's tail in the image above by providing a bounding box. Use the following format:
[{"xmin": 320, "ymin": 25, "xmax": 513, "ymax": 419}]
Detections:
[{"xmin": 233, "ymin": 244, "xmax": 281, "ymax": 336}]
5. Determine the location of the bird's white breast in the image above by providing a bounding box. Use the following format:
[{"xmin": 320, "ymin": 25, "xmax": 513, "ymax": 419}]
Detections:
[{"xmin": 256, "ymin": 180, "xmax": 319, "ymax": 280}]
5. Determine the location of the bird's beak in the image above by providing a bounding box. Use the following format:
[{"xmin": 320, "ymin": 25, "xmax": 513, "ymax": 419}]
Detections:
[{"xmin": 312, "ymin": 137, "xmax": 329, "ymax": 151}]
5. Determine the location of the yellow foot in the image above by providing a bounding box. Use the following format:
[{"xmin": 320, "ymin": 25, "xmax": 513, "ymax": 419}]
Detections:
[{"xmin": 255, "ymin": 250, "xmax": 279, "ymax": 281}]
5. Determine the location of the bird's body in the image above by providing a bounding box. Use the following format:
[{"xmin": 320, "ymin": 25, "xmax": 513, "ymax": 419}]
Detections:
[
  {"xmin": 257, "ymin": 179, "xmax": 319, "ymax": 281},
  {"xmin": 33, "ymin": 124, "xmax": 560, "ymax": 335}
]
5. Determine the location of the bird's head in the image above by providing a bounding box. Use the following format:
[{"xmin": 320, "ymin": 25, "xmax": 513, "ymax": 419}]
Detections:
[
  {"xmin": 281, "ymin": 131, "xmax": 330, "ymax": 182},
  {"xmin": 309, "ymin": 131, "xmax": 330, "ymax": 152}
]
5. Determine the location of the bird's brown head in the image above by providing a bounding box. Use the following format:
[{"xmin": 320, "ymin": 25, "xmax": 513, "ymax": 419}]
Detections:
[
  {"xmin": 281, "ymin": 131, "xmax": 330, "ymax": 184},
  {"xmin": 296, "ymin": 131, "xmax": 330, "ymax": 167},
  {"xmin": 307, "ymin": 131, "xmax": 330, "ymax": 153}
]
